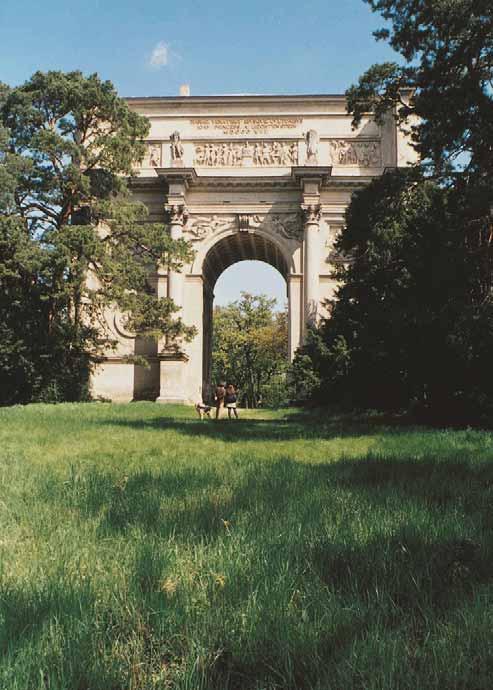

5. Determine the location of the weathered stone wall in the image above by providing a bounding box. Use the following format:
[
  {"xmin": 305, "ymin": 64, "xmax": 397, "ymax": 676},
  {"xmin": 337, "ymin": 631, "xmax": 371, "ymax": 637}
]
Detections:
[{"xmin": 90, "ymin": 94, "xmax": 416, "ymax": 403}]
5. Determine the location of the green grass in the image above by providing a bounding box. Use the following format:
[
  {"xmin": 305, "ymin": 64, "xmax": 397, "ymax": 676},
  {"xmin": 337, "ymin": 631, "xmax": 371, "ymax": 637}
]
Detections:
[{"xmin": 1, "ymin": 403, "xmax": 493, "ymax": 689}]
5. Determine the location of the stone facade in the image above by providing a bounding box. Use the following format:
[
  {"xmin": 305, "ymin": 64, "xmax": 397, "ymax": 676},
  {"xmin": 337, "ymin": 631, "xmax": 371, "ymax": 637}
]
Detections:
[{"xmin": 91, "ymin": 93, "xmax": 417, "ymax": 403}]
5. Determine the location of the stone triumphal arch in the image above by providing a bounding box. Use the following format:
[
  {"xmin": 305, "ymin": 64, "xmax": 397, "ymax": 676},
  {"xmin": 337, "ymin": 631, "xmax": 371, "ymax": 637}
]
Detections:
[{"xmin": 91, "ymin": 92, "xmax": 416, "ymax": 403}]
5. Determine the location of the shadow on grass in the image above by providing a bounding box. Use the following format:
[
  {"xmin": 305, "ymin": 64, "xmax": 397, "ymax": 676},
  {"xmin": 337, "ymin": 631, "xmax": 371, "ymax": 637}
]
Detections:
[
  {"xmin": 9, "ymin": 450, "xmax": 493, "ymax": 690},
  {"xmin": 90, "ymin": 410, "xmax": 430, "ymax": 444},
  {"xmin": 42, "ymin": 448, "xmax": 493, "ymax": 548}
]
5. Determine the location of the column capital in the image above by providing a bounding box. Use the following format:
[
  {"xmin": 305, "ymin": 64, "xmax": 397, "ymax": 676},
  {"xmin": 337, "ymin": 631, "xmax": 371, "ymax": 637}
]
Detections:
[
  {"xmin": 301, "ymin": 204, "xmax": 321, "ymax": 225},
  {"xmin": 165, "ymin": 203, "xmax": 189, "ymax": 226}
]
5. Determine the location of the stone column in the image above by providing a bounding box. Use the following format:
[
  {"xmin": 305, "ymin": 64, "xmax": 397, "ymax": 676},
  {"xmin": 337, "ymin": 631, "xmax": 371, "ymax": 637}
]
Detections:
[
  {"xmin": 302, "ymin": 204, "xmax": 321, "ymax": 327},
  {"xmin": 156, "ymin": 203, "xmax": 189, "ymax": 404},
  {"xmin": 287, "ymin": 275, "xmax": 303, "ymax": 360},
  {"xmin": 166, "ymin": 203, "xmax": 188, "ymax": 315}
]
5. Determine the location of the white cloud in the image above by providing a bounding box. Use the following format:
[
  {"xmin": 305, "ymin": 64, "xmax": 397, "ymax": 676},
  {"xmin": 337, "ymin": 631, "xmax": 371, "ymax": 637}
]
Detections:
[{"xmin": 149, "ymin": 42, "xmax": 169, "ymax": 68}]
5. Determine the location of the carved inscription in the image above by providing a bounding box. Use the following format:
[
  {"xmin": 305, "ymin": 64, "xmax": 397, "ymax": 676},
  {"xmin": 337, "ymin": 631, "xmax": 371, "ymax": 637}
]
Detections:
[
  {"xmin": 329, "ymin": 139, "xmax": 381, "ymax": 167},
  {"xmin": 194, "ymin": 141, "xmax": 298, "ymax": 167},
  {"xmin": 190, "ymin": 117, "xmax": 302, "ymax": 136}
]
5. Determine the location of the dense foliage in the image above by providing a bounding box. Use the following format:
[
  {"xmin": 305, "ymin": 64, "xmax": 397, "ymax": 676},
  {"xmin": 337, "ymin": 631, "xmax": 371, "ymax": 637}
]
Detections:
[
  {"xmin": 291, "ymin": 0, "xmax": 493, "ymax": 424},
  {"xmin": 346, "ymin": 0, "xmax": 493, "ymax": 179},
  {"xmin": 0, "ymin": 71, "xmax": 194, "ymax": 404},
  {"xmin": 211, "ymin": 293, "xmax": 288, "ymax": 408},
  {"xmin": 291, "ymin": 170, "xmax": 493, "ymax": 422}
]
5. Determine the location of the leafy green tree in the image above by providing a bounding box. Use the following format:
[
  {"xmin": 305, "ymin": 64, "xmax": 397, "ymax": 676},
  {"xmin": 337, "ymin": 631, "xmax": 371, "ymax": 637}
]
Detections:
[
  {"xmin": 294, "ymin": 169, "xmax": 493, "ymax": 423},
  {"xmin": 211, "ymin": 293, "xmax": 288, "ymax": 408},
  {"xmin": 346, "ymin": 0, "xmax": 493, "ymax": 179},
  {"xmin": 290, "ymin": 1, "xmax": 493, "ymax": 424},
  {"xmin": 0, "ymin": 71, "xmax": 195, "ymax": 404}
]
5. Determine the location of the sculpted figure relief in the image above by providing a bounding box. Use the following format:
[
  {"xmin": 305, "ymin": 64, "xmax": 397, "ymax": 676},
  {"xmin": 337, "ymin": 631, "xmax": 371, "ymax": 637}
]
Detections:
[
  {"xmin": 186, "ymin": 215, "xmax": 236, "ymax": 240},
  {"xmin": 148, "ymin": 143, "xmax": 161, "ymax": 167},
  {"xmin": 250, "ymin": 213, "xmax": 303, "ymax": 241},
  {"xmin": 185, "ymin": 213, "xmax": 302, "ymax": 242},
  {"xmin": 329, "ymin": 139, "xmax": 381, "ymax": 167},
  {"xmin": 193, "ymin": 140, "xmax": 298, "ymax": 167},
  {"xmin": 305, "ymin": 129, "xmax": 319, "ymax": 165},
  {"xmin": 170, "ymin": 131, "xmax": 184, "ymax": 161}
]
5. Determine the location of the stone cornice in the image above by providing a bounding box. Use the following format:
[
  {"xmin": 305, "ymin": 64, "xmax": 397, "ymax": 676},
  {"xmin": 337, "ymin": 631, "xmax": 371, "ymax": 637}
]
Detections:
[
  {"xmin": 126, "ymin": 94, "xmax": 348, "ymax": 106},
  {"xmin": 128, "ymin": 174, "xmax": 372, "ymax": 192}
]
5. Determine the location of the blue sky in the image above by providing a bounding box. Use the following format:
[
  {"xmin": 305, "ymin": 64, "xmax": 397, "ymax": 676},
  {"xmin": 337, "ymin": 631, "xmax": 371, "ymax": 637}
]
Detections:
[{"xmin": 1, "ymin": 0, "xmax": 397, "ymax": 307}]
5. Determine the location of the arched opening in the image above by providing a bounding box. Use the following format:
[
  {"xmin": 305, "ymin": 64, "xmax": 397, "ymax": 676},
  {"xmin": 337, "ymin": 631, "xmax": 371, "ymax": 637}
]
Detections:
[{"xmin": 201, "ymin": 232, "xmax": 290, "ymax": 404}]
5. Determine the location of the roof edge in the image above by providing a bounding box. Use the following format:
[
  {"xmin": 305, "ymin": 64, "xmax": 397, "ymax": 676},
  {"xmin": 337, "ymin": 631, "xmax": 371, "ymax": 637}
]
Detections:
[{"xmin": 125, "ymin": 93, "xmax": 347, "ymax": 103}]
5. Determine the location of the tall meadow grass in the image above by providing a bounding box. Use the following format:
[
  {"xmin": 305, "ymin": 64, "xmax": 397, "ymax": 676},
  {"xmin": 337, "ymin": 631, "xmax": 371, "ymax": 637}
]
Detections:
[{"xmin": 0, "ymin": 403, "xmax": 492, "ymax": 689}]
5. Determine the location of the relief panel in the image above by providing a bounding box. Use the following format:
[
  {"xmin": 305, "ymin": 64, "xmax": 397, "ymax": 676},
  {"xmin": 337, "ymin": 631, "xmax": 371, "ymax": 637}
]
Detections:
[
  {"xmin": 185, "ymin": 213, "xmax": 302, "ymax": 242},
  {"xmin": 193, "ymin": 140, "xmax": 299, "ymax": 167},
  {"xmin": 328, "ymin": 139, "xmax": 381, "ymax": 167}
]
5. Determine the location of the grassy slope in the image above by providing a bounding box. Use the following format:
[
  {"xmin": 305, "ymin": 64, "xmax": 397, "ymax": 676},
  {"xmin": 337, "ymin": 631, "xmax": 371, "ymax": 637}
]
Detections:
[{"xmin": 0, "ymin": 403, "xmax": 492, "ymax": 690}]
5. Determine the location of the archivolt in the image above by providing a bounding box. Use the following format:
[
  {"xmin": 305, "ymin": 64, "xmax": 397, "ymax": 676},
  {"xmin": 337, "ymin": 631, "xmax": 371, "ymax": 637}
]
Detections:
[{"xmin": 202, "ymin": 231, "xmax": 289, "ymax": 289}]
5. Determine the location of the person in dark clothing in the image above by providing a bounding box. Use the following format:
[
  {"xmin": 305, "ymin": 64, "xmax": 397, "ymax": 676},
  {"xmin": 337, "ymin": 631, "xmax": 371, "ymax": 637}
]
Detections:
[
  {"xmin": 225, "ymin": 382, "xmax": 239, "ymax": 419},
  {"xmin": 214, "ymin": 382, "xmax": 226, "ymax": 419}
]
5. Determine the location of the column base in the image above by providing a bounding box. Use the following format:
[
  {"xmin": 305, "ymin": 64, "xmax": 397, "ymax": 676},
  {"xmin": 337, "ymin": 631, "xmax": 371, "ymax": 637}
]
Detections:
[
  {"xmin": 156, "ymin": 352, "xmax": 192, "ymax": 405},
  {"xmin": 156, "ymin": 395, "xmax": 188, "ymax": 405}
]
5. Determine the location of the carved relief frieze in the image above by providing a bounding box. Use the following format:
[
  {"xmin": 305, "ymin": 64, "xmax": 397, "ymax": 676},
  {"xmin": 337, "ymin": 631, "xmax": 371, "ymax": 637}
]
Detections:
[
  {"xmin": 329, "ymin": 139, "xmax": 381, "ymax": 167},
  {"xmin": 142, "ymin": 142, "xmax": 162, "ymax": 167},
  {"xmin": 190, "ymin": 117, "xmax": 302, "ymax": 136},
  {"xmin": 253, "ymin": 213, "xmax": 303, "ymax": 241},
  {"xmin": 185, "ymin": 214, "xmax": 236, "ymax": 240},
  {"xmin": 243, "ymin": 213, "xmax": 303, "ymax": 241},
  {"xmin": 184, "ymin": 213, "xmax": 303, "ymax": 242},
  {"xmin": 194, "ymin": 140, "xmax": 298, "ymax": 167}
]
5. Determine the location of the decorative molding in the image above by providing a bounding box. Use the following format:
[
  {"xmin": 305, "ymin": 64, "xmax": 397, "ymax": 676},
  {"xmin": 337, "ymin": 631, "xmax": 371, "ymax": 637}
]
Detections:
[
  {"xmin": 194, "ymin": 140, "xmax": 298, "ymax": 167},
  {"xmin": 129, "ymin": 174, "xmax": 370, "ymax": 192},
  {"xmin": 329, "ymin": 139, "xmax": 381, "ymax": 167},
  {"xmin": 291, "ymin": 166, "xmax": 332, "ymax": 187},
  {"xmin": 113, "ymin": 314, "xmax": 135, "ymax": 340},
  {"xmin": 165, "ymin": 204, "xmax": 189, "ymax": 226},
  {"xmin": 155, "ymin": 167, "xmax": 198, "ymax": 187},
  {"xmin": 192, "ymin": 177, "xmax": 298, "ymax": 190}
]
